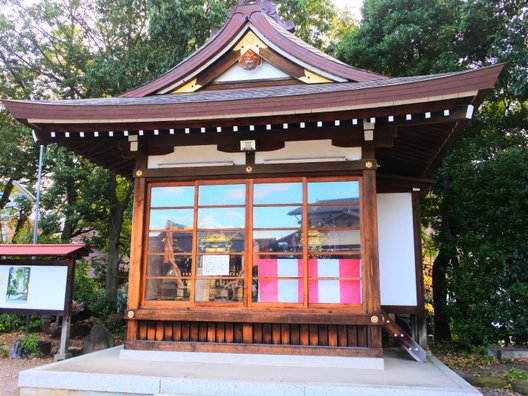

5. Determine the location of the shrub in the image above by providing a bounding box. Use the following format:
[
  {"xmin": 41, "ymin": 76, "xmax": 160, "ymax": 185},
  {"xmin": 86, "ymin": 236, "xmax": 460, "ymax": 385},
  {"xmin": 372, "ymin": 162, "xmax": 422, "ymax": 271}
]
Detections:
[
  {"xmin": 0, "ymin": 341, "xmax": 8, "ymax": 358},
  {"xmin": 19, "ymin": 333, "xmax": 40, "ymax": 356}
]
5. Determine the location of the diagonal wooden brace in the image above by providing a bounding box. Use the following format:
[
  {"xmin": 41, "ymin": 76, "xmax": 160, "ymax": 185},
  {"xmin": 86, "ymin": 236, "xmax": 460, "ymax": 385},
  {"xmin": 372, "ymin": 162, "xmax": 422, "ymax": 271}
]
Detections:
[{"xmin": 381, "ymin": 310, "xmax": 427, "ymax": 363}]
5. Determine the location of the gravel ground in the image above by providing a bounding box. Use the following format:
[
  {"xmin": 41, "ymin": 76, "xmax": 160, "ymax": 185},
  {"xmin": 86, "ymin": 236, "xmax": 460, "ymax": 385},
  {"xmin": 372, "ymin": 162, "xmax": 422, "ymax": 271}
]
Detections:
[{"xmin": 0, "ymin": 357, "xmax": 52, "ymax": 396}]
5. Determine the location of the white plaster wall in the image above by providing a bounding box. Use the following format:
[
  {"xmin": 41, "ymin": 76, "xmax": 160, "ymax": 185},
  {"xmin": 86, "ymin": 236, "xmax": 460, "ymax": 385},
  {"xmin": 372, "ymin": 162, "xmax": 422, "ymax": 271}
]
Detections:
[
  {"xmin": 148, "ymin": 145, "xmax": 246, "ymax": 169},
  {"xmin": 377, "ymin": 193, "xmax": 417, "ymax": 306},
  {"xmin": 256, "ymin": 140, "xmax": 362, "ymax": 164},
  {"xmin": 215, "ymin": 60, "xmax": 290, "ymax": 82}
]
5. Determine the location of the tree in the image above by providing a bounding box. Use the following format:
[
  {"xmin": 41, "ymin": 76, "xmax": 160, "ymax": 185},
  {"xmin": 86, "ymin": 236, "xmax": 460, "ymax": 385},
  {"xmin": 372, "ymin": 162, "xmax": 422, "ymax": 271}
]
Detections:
[{"xmin": 337, "ymin": 0, "xmax": 528, "ymax": 346}]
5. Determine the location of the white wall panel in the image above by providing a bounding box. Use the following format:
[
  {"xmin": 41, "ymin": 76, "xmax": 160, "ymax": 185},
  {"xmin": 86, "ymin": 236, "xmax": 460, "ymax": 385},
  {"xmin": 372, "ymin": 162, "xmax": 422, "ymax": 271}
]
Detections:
[{"xmin": 377, "ymin": 193, "xmax": 417, "ymax": 306}]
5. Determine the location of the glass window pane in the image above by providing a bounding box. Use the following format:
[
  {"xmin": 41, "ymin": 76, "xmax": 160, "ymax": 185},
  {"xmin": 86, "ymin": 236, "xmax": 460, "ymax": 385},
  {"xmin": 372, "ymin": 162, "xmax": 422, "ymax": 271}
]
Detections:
[
  {"xmin": 308, "ymin": 257, "xmax": 361, "ymax": 278},
  {"xmin": 306, "ymin": 230, "xmax": 361, "ymax": 252},
  {"xmin": 255, "ymin": 257, "xmax": 304, "ymax": 278},
  {"xmin": 254, "ymin": 279, "xmax": 304, "ymax": 303},
  {"xmin": 309, "ymin": 280, "xmax": 361, "ymax": 304},
  {"xmin": 307, "ymin": 206, "xmax": 360, "ymax": 228},
  {"xmin": 198, "ymin": 184, "xmax": 246, "ymax": 206},
  {"xmin": 148, "ymin": 232, "xmax": 193, "ymax": 254},
  {"xmin": 195, "ymin": 279, "xmax": 244, "ymax": 302},
  {"xmin": 253, "ymin": 230, "xmax": 302, "ymax": 253},
  {"xmin": 308, "ymin": 181, "xmax": 359, "ymax": 204},
  {"xmin": 149, "ymin": 209, "xmax": 194, "ymax": 230},
  {"xmin": 198, "ymin": 232, "xmax": 245, "ymax": 253},
  {"xmin": 254, "ymin": 182, "xmax": 302, "ymax": 204},
  {"xmin": 196, "ymin": 255, "xmax": 243, "ymax": 277},
  {"xmin": 253, "ymin": 206, "xmax": 303, "ymax": 228},
  {"xmin": 151, "ymin": 186, "xmax": 194, "ymax": 207},
  {"xmin": 147, "ymin": 255, "xmax": 192, "ymax": 277},
  {"xmin": 145, "ymin": 278, "xmax": 191, "ymax": 301},
  {"xmin": 198, "ymin": 208, "xmax": 245, "ymax": 229}
]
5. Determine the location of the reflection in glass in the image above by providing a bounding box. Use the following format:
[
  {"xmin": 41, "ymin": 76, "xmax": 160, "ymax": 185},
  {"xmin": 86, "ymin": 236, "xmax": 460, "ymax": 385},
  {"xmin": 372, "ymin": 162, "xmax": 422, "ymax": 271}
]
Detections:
[
  {"xmin": 149, "ymin": 209, "xmax": 194, "ymax": 230},
  {"xmin": 198, "ymin": 208, "xmax": 245, "ymax": 229},
  {"xmin": 151, "ymin": 186, "xmax": 194, "ymax": 208},
  {"xmin": 253, "ymin": 230, "xmax": 302, "ymax": 253},
  {"xmin": 195, "ymin": 279, "xmax": 244, "ymax": 302},
  {"xmin": 147, "ymin": 255, "xmax": 192, "ymax": 277},
  {"xmin": 253, "ymin": 206, "xmax": 303, "ymax": 228},
  {"xmin": 148, "ymin": 232, "xmax": 193, "ymax": 254},
  {"xmin": 308, "ymin": 181, "xmax": 359, "ymax": 204},
  {"xmin": 305, "ymin": 230, "xmax": 361, "ymax": 252},
  {"xmin": 145, "ymin": 278, "xmax": 191, "ymax": 301},
  {"xmin": 196, "ymin": 255, "xmax": 243, "ymax": 277},
  {"xmin": 198, "ymin": 232, "xmax": 245, "ymax": 253},
  {"xmin": 199, "ymin": 184, "xmax": 246, "ymax": 206},
  {"xmin": 307, "ymin": 206, "xmax": 359, "ymax": 228},
  {"xmin": 253, "ymin": 182, "xmax": 302, "ymax": 205}
]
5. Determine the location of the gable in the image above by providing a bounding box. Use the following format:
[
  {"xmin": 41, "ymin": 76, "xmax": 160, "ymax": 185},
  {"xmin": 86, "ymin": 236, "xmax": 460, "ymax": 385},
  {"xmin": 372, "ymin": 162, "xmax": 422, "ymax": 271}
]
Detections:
[{"xmin": 167, "ymin": 29, "xmax": 334, "ymax": 94}]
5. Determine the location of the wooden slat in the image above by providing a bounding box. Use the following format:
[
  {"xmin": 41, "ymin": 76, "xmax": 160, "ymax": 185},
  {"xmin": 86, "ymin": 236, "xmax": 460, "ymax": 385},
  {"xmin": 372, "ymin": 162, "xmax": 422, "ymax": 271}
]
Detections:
[
  {"xmin": 173, "ymin": 321, "xmax": 182, "ymax": 341},
  {"xmin": 147, "ymin": 321, "xmax": 156, "ymax": 341},
  {"xmin": 165, "ymin": 321, "xmax": 173, "ymax": 341},
  {"xmin": 281, "ymin": 324, "xmax": 290, "ymax": 345},
  {"xmin": 357, "ymin": 326, "xmax": 368, "ymax": 348},
  {"xmin": 290, "ymin": 324, "xmax": 300, "ymax": 345},
  {"xmin": 190, "ymin": 322, "xmax": 199, "ymax": 342},
  {"xmin": 328, "ymin": 325, "xmax": 338, "ymax": 347},
  {"xmin": 225, "ymin": 323, "xmax": 234, "ymax": 343},
  {"xmin": 253, "ymin": 324, "xmax": 263, "ymax": 344},
  {"xmin": 319, "ymin": 324, "xmax": 329, "ymax": 346},
  {"xmin": 300, "ymin": 324, "xmax": 309, "ymax": 346},
  {"xmin": 207, "ymin": 323, "xmax": 216, "ymax": 343},
  {"xmin": 156, "ymin": 322, "xmax": 165, "ymax": 341},
  {"xmin": 216, "ymin": 322, "xmax": 225, "ymax": 343},
  {"xmin": 262, "ymin": 324, "xmax": 272, "ymax": 344},
  {"xmin": 138, "ymin": 321, "xmax": 148, "ymax": 341},
  {"xmin": 272, "ymin": 324, "xmax": 281, "ymax": 345},
  {"xmin": 234, "ymin": 323, "xmax": 243, "ymax": 343},
  {"xmin": 199, "ymin": 323, "xmax": 208, "ymax": 342},
  {"xmin": 347, "ymin": 325, "xmax": 358, "ymax": 347},
  {"xmin": 181, "ymin": 321, "xmax": 190, "ymax": 341},
  {"xmin": 337, "ymin": 325, "xmax": 348, "ymax": 347},
  {"xmin": 243, "ymin": 323, "xmax": 253, "ymax": 344},
  {"xmin": 309, "ymin": 324, "xmax": 319, "ymax": 346}
]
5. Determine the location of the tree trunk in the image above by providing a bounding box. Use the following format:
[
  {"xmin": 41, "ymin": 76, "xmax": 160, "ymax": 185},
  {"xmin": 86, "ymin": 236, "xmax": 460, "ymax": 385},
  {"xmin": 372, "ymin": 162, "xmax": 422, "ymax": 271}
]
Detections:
[
  {"xmin": 433, "ymin": 251, "xmax": 452, "ymax": 342},
  {"xmin": 11, "ymin": 210, "xmax": 30, "ymax": 243},
  {"xmin": 0, "ymin": 179, "xmax": 14, "ymax": 212},
  {"xmin": 105, "ymin": 174, "xmax": 132, "ymax": 312}
]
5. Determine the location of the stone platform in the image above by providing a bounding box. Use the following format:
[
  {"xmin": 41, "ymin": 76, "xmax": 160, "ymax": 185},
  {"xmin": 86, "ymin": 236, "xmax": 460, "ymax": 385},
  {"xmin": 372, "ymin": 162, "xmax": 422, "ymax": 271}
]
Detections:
[{"xmin": 18, "ymin": 346, "xmax": 480, "ymax": 396}]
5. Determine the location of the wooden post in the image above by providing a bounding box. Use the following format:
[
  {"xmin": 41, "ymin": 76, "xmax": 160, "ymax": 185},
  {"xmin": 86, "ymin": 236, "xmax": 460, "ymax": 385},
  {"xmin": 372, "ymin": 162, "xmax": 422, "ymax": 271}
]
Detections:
[
  {"xmin": 126, "ymin": 176, "xmax": 146, "ymax": 343},
  {"xmin": 362, "ymin": 138, "xmax": 382, "ymax": 350},
  {"xmin": 412, "ymin": 192, "xmax": 428, "ymax": 349}
]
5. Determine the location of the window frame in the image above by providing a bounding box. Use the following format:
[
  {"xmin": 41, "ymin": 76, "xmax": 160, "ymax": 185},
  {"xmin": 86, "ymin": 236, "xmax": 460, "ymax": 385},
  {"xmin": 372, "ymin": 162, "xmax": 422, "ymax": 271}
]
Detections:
[{"xmin": 141, "ymin": 177, "xmax": 366, "ymax": 312}]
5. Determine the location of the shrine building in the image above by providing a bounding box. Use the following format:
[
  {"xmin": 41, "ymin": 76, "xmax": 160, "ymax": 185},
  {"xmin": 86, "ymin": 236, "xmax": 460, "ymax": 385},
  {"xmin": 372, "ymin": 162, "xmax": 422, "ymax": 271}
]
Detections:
[{"xmin": 3, "ymin": 0, "xmax": 502, "ymax": 362}]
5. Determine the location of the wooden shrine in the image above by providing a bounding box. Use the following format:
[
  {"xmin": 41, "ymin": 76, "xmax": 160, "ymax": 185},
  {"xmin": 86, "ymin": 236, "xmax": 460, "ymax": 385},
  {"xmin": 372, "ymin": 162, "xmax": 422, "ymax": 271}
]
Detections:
[{"xmin": 2, "ymin": 0, "xmax": 502, "ymax": 361}]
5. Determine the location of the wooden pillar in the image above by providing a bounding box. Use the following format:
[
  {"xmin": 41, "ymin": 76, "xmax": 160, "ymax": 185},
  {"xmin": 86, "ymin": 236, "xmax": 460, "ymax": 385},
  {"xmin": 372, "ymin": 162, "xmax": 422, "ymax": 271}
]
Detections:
[
  {"xmin": 126, "ymin": 175, "xmax": 146, "ymax": 342},
  {"xmin": 412, "ymin": 192, "xmax": 428, "ymax": 349},
  {"xmin": 362, "ymin": 127, "xmax": 382, "ymax": 350}
]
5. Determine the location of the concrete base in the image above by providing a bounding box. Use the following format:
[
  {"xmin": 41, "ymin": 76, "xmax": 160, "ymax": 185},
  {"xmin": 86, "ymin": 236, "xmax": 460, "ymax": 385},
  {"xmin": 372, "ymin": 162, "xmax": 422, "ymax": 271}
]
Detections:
[
  {"xmin": 18, "ymin": 346, "xmax": 481, "ymax": 396},
  {"xmin": 120, "ymin": 349, "xmax": 385, "ymax": 370}
]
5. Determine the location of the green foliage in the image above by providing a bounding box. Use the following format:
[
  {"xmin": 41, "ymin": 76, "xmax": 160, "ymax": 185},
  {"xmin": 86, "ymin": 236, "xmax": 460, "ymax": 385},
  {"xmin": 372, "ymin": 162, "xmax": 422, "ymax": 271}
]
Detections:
[
  {"xmin": 0, "ymin": 314, "xmax": 40, "ymax": 334},
  {"xmin": 504, "ymin": 368, "xmax": 528, "ymax": 383},
  {"xmin": 19, "ymin": 333, "xmax": 40, "ymax": 356}
]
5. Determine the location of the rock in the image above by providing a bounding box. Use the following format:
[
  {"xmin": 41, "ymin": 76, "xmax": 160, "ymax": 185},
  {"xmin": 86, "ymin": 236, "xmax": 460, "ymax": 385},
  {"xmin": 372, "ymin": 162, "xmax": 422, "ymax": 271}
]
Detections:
[
  {"xmin": 38, "ymin": 341, "xmax": 52, "ymax": 356},
  {"xmin": 82, "ymin": 323, "xmax": 114, "ymax": 354},
  {"xmin": 70, "ymin": 318, "xmax": 96, "ymax": 338}
]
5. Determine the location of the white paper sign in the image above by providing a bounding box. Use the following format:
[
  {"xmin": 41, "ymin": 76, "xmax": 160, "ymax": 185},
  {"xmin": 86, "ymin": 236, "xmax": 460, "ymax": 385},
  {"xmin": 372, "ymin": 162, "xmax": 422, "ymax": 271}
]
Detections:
[
  {"xmin": 202, "ymin": 255, "xmax": 230, "ymax": 276},
  {"xmin": 0, "ymin": 265, "xmax": 68, "ymax": 311}
]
